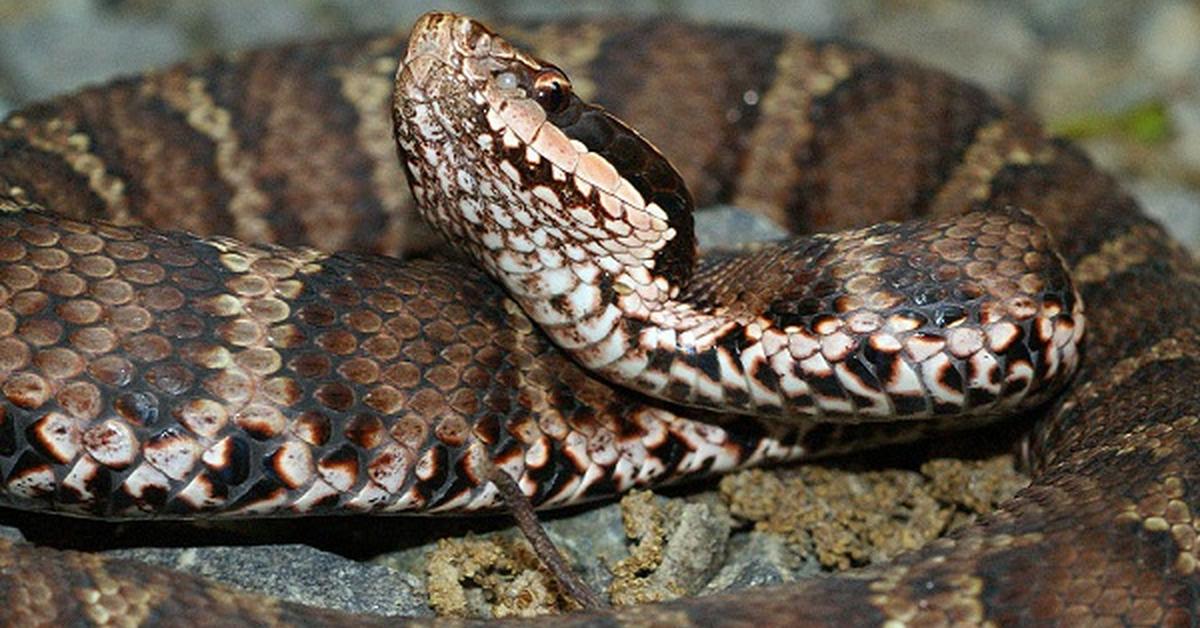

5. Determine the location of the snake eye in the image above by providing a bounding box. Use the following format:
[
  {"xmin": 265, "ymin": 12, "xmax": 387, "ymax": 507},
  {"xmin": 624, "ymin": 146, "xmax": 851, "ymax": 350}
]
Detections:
[{"xmin": 533, "ymin": 67, "xmax": 571, "ymax": 114}]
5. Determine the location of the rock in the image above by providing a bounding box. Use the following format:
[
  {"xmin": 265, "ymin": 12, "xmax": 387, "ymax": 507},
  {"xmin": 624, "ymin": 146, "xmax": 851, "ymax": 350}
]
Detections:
[
  {"xmin": 1027, "ymin": 48, "xmax": 1141, "ymax": 123},
  {"xmin": 1021, "ymin": 0, "xmax": 1143, "ymax": 50},
  {"xmin": 608, "ymin": 491, "xmax": 733, "ymax": 605},
  {"xmin": 695, "ymin": 205, "xmax": 788, "ymax": 250},
  {"xmin": 717, "ymin": 456, "xmax": 1026, "ymax": 571},
  {"xmin": 541, "ymin": 500, "xmax": 628, "ymax": 592},
  {"xmin": 1136, "ymin": 1, "xmax": 1200, "ymax": 83},
  {"xmin": 107, "ymin": 544, "xmax": 431, "ymax": 617},
  {"xmin": 0, "ymin": 525, "xmax": 24, "ymax": 542},
  {"xmin": 0, "ymin": 1, "xmax": 185, "ymax": 104},
  {"xmin": 196, "ymin": 0, "xmax": 341, "ymax": 49},
  {"xmin": 649, "ymin": 496, "xmax": 732, "ymax": 594},
  {"xmin": 676, "ymin": 0, "xmax": 843, "ymax": 37},
  {"xmin": 1169, "ymin": 99, "xmax": 1200, "ymax": 173},
  {"xmin": 289, "ymin": 0, "xmax": 473, "ymax": 34},
  {"xmin": 1128, "ymin": 178, "xmax": 1200, "ymax": 253},
  {"xmin": 854, "ymin": 0, "xmax": 1039, "ymax": 95},
  {"xmin": 703, "ymin": 532, "xmax": 815, "ymax": 594}
]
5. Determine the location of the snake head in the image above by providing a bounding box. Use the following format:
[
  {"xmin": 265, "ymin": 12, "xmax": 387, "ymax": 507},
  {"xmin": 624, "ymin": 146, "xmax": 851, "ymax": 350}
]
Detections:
[{"xmin": 393, "ymin": 12, "xmax": 696, "ymax": 329}]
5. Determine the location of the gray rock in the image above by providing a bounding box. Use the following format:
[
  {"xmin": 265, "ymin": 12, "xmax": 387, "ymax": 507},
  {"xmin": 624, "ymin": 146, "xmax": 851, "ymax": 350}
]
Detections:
[
  {"xmin": 0, "ymin": 525, "xmax": 24, "ymax": 542},
  {"xmin": 107, "ymin": 544, "xmax": 432, "ymax": 617},
  {"xmin": 1128, "ymin": 178, "xmax": 1200, "ymax": 253},
  {"xmin": 297, "ymin": 0, "xmax": 480, "ymax": 34},
  {"xmin": 854, "ymin": 0, "xmax": 1039, "ymax": 95},
  {"xmin": 1027, "ymin": 48, "xmax": 1139, "ymax": 123},
  {"xmin": 191, "ymin": 1, "xmax": 324, "ymax": 49},
  {"xmin": 1169, "ymin": 99, "xmax": 1200, "ymax": 172},
  {"xmin": 652, "ymin": 498, "xmax": 733, "ymax": 595},
  {"xmin": 1136, "ymin": 1, "xmax": 1200, "ymax": 83},
  {"xmin": 0, "ymin": 2, "xmax": 185, "ymax": 104},
  {"xmin": 695, "ymin": 205, "xmax": 789, "ymax": 251},
  {"xmin": 676, "ymin": 0, "xmax": 844, "ymax": 37},
  {"xmin": 1020, "ymin": 0, "xmax": 1143, "ymax": 50},
  {"xmin": 703, "ymin": 531, "xmax": 816, "ymax": 594},
  {"xmin": 542, "ymin": 500, "xmax": 629, "ymax": 592}
]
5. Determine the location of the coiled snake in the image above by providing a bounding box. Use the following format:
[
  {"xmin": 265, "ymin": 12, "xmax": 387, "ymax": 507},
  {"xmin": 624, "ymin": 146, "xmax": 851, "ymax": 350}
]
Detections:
[{"xmin": 0, "ymin": 10, "xmax": 1197, "ymax": 626}]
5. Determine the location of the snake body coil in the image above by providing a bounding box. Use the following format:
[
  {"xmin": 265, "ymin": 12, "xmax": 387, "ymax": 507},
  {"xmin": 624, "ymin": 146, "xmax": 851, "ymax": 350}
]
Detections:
[{"xmin": 0, "ymin": 10, "xmax": 1196, "ymax": 626}]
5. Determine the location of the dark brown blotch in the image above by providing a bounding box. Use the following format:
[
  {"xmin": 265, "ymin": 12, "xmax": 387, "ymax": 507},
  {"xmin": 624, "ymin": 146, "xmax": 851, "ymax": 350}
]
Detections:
[{"xmin": 298, "ymin": 303, "xmax": 337, "ymax": 327}]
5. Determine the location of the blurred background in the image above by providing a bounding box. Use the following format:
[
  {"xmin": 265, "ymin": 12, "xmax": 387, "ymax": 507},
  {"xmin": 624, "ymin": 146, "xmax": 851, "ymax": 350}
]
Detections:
[{"xmin": 1, "ymin": 0, "xmax": 1197, "ymax": 250}]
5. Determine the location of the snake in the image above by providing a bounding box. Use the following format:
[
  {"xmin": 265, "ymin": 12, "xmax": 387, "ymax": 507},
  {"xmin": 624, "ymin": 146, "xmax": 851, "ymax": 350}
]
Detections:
[{"xmin": 0, "ymin": 9, "xmax": 1196, "ymax": 627}]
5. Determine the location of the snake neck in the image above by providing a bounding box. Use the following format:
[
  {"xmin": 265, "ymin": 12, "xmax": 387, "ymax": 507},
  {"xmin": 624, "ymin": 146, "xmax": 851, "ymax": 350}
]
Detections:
[{"xmin": 393, "ymin": 12, "xmax": 1085, "ymax": 422}]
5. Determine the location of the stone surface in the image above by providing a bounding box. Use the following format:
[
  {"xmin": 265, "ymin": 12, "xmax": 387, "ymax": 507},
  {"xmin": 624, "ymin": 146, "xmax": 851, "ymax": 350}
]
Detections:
[
  {"xmin": 0, "ymin": 0, "xmax": 185, "ymax": 104},
  {"xmin": 1020, "ymin": 0, "xmax": 1142, "ymax": 50},
  {"xmin": 1028, "ymin": 48, "xmax": 1140, "ymax": 123},
  {"xmin": 674, "ymin": 0, "xmax": 842, "ymax": 37},
  {"xmin": 608, "ymin": 492, "xmax": 733, "ymax": 605},
  {"xmin": 695, "ymin": 205, "xmax": 789, "ymax": 251},
  {"xmin": 1130, "ymin": 179, "xmax": 1200, "ymax": 254},
  {"xmin": 854, "ymin": 0, "xmax": 1039, "ymax": 95},
  {"xmin": 108, "ymin": 543, "xmax": 431, "ymax": 617},
  {"xmin": 1136, "ymin": 1, "xmax": 1200, "ymax": 83},
  {"xmin": 702, "ymin": 531, "xmax": 814, "ymax": 594},
  {"xmin": 0, "ymin": 525, "xmax": 24, "ymax": 542},
  {"xmin": 1170, "ymin": 100, "xmax": 1200, "ymax": 174}
]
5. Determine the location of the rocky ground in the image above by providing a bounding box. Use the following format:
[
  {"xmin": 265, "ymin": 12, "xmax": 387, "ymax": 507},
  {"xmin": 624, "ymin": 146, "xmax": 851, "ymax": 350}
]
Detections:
[{"xmin": 1, "ymin": 0, "xmax": 1198, "ymax": 619}]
